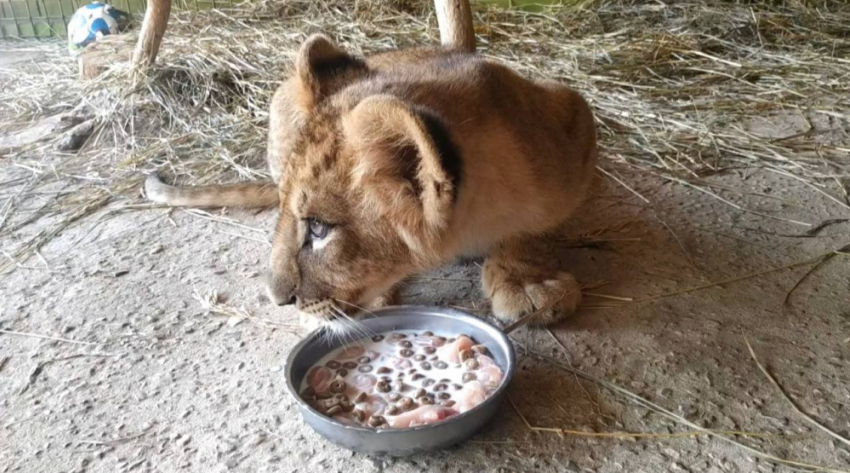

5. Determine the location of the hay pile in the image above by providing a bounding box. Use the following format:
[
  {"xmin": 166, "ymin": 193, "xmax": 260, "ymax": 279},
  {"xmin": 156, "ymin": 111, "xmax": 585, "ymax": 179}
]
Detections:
[{"xmin": 0, "ymin": 0, "xmax": 848, "ymax": 271}]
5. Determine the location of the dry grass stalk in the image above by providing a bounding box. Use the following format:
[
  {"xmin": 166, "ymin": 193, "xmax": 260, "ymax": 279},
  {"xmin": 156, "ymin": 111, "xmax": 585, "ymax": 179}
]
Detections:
[
  {"xmin": 781, "ymin": 243, "xmax": 850, "ymax": 314},
  {"xmin": 0, "ymin": 328, "xmax": 97, "ymax": 346},
  {"xmin": 745, "ymin": 338, "xmax": 850, "ymax": 449},
  {"xmin": 633, "ymin": 243, "xmax": 850, "ymax": 303},
  {"xmin": 193, "ymin": 288, "xmax": 298, "ymax": 332}
]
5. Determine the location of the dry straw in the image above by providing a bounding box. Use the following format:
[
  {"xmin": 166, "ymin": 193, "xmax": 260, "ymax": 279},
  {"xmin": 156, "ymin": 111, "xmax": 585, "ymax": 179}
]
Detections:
[{"xmin": 0, "ymin": 0, "xmax": 848, "ymax": 269}]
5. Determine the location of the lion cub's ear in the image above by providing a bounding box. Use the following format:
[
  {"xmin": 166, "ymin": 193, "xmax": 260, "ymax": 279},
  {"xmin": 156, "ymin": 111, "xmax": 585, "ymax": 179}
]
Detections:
[
  {"xmin": 295, "ymin": 34, "xmax": 367, "ymax": 111},
  {"xmin": 343, "ymin": 95, "xmax": 462, "ymax": 254}
]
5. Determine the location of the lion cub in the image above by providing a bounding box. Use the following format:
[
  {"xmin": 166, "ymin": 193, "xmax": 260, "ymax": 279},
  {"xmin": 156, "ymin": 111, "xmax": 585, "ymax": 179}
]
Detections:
[{"xmin": 146, "ymin": 34, "xmax": 597, "ymax": 327}]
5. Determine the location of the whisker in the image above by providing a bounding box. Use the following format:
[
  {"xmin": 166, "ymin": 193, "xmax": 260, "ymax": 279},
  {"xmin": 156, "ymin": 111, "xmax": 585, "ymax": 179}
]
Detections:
[
  {"xmin": 331, "ymin": 312, "xmax": 353, "ymax": 339},
  {"xmin": 332, "ymin": 309, "xmax": 375, "ymax": 343},
  {"xmin": 333, "ymin": 319, "xmax": 351, "ymax": 351},
  {"xmin": 331, "ymin": 306, "xmax": 372, "ymax": 342},
  {"xmin": 333, "ymin": 299, "xmax": 368, "ymax": 329},
  {"xmin": 311, "ymin": 308, "xmax": 342, "ymax": 348},
  {"xmin": 318, "ymin": 324, "xmax": 333, "ymax": 347},
  {"xmin": 334, "ymin": 299, "xmax": 380, "ymax": 320},
  {"xmin": 322, "ymin": 304, "xmax": 365, "ymax": 348},
  {"xmin": 344, "ymin": 316, "xmax": 373, "ymax": 344}
]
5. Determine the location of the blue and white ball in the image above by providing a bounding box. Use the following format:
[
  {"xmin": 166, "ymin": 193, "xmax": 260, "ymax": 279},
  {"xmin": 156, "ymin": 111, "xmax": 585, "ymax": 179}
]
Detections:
[{"xmin": 68, "ymin": 2, "xmax": 130, "ymax": 54}]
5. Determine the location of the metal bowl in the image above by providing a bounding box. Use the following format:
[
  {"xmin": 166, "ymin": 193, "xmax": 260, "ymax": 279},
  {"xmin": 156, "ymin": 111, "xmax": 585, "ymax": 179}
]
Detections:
[{"xmin": 283, "ymin": 305, "xmax": 516, "ymax": 456}]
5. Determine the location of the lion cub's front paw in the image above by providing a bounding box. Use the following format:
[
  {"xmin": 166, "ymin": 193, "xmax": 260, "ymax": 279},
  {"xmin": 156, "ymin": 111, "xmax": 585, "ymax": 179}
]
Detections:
[
  {"xmin": 364, "ymin": 286, "xmax": 399, "ymax": 311},
  {"xmin": 366, "ymin": 295, "xmax": 393, "ymax": 310},
  {"xmin": 483, "ymin": 268, "xmax": 581, "ymax": 326}
]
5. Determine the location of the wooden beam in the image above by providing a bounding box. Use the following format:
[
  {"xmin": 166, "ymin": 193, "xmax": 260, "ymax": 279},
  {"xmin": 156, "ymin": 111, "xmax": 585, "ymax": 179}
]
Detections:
[
  {"xmin": 132, "ymin": 0, "xmax": 172, "ymax": 68},
  {"xmin": 434, "ymin": 0, "xmax": 475, "ymax": 53}
]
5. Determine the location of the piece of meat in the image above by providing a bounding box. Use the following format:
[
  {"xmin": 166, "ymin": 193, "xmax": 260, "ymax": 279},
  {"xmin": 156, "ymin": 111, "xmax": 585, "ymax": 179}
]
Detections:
[
  {"xmin": 386, "ymin": 405, "xmax": 459, "ymax": 428},
  {"xmin": 475, "ymin": 354, "xmax": 496, "ymax": 367},
  {"xmin": 437, "ymin": 336, "xmax": 475, "ymax": 364},
  {"xmin": 305, "ymin": 366, "xmax": 334, "ymax": 393},
  {"xmin": 454, "ymin": 380, "xmax": 488, "ymax": 413},
  {"xmin": 476, "ymin": 364, "xmax": 503, "ymax": 388}
]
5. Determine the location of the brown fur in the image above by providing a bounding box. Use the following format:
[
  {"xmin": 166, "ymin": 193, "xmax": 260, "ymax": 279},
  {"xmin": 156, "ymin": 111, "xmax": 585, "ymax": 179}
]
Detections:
[{"xmin": 145, "ymin": 34, "xmax": 597, "ymax": 327}]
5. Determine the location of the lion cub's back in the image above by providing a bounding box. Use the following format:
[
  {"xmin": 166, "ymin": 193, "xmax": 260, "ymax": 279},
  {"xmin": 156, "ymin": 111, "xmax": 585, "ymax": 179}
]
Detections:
[
  {"xmin": 355, "ymin": 49, "xmax": 597, "ymax": 253},
  {"xmin": 364, "ymin": 48, "xmax": 597, "ymax": 201}
]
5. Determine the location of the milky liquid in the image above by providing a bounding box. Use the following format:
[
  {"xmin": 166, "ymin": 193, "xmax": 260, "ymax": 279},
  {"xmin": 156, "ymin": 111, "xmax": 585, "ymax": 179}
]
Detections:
[{"xmin": 299, "ymin": 330, "xmax": 503, "ymax": 429}]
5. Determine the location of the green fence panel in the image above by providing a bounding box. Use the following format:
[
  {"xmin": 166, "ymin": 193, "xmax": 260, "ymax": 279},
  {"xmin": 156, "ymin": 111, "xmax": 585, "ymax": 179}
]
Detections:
[{"xmin": 0, "ymin": 0, "xmax": 231, "ymax": 38}]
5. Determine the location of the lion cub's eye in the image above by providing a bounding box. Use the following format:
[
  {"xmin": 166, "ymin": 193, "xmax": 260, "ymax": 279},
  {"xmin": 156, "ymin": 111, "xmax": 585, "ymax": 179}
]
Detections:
[{"xmin": 308, "ymin": 218, "xmax": 330, "ymax": 240}]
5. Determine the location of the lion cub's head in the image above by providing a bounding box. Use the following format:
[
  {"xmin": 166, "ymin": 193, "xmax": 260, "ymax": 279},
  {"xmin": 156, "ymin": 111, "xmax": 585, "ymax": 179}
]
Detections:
[{"xmin": 265, "ymin": 35, "xmax": 462, "ymax": 329}]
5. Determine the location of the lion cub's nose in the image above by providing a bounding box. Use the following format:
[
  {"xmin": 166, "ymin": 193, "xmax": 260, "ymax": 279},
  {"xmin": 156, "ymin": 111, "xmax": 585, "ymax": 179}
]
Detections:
[
  {"xmin": 266, "ymin": 274, "xmax": 297, "ymax": 306},
  {"xmin": 266, "ymin": 284, "xmax": 296, "ymax": 306}
]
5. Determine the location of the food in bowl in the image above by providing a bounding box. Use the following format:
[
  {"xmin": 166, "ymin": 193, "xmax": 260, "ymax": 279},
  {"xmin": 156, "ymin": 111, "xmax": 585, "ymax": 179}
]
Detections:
[{"xmin": 299, "ymin": 330, "xmax": 504, "ymax": 429}]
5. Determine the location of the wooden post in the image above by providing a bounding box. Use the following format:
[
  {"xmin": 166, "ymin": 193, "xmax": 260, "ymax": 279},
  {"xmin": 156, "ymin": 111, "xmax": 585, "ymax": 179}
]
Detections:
[
  {"xmin": 434, "ymin": 0, "xmax": 475, "ymax": 53},
  {"xmin": 132, "ymin": 0, "xmax": 172, "ymax": 68}
]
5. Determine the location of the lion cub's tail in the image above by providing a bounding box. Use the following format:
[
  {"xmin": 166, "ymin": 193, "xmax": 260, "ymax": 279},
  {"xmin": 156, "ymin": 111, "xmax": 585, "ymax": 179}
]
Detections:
[{"xmin": 144, "ymin": 174, "xmax": 279, "ymax": 208}]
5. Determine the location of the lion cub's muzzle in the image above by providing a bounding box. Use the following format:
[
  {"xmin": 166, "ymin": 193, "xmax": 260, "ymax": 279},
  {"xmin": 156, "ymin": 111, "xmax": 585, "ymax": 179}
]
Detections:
[
  {"xmin": 265, "ymin": 272, "xmax": 297, "ymax": 306},
  {"xmin": 265, "ymin": 273, "xmax": 354, "ymax": 323},
  {"xmin": 297, "ymin": 298, "xmax": 347, "ymax": 319}
]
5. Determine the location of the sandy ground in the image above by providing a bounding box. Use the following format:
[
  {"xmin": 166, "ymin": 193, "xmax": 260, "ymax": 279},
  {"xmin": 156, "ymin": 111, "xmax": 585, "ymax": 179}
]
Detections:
[{"xmin": 1, "ymin": 50, "xmax": 850, "ymax": 473}]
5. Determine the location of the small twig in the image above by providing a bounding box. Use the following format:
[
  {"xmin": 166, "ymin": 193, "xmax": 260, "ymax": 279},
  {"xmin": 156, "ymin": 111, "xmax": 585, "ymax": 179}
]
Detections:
[
  {"xmin": 656, "ymin": 216, "xmax": 700, "ymax": 271},
  {"xmin": 507, "ymin": 392, "xmax": 781, "ymax": 440},
  {"xmin": 777, "ymin": 219, "xmax": 850, "ymax": 239},
  {"xmin": 781, "ymin": 245, "xmax": 849, "ymax": 314},
  {"xmin": 634, "ymin": 245, "xmax": 848, "ymax": 304},
  {"xmin": 745, "ymin": 338, "xmax": 850, "ymax": 449},
  {"xmin": 4, "ymin": 413, "xmax": 44, "ymax": 429},
  {"xmin": 805, "ymin": 219, "xmax": 850, "ymax": 237},
  {"xmin": 545, "ymin": 328, "xmax": 600, "ymax": 413},
  {"xmin": 691, "ymin": 225, "xmax": 780, "ymax": 252},
  {"xmin": 679, "ymin": 49, "xmax": 742, "ymax": 68},
  {"xmin": 19, "ymin": 353, "xmax": 117, "ymax": 395},
  {"xmin": 217, "ymin": 229, "xmax": 272, "ymax": 247},
  {"xmin": 193, "ymin": 288, "xmax": 298, "ymax": 332},
  {"xmin": 662, "ymin": 176, "xmax": 812, "ymax": 228},
  {"xmin": 181, "ymin": 208, "xmax": 266, "ymax": 234},
  {"xmin": 507, "ymin": 393, "xmax": 534, "ymax": 430},
  {"xmin": 764, "ymin": 168, "xmax": 850, "ymax": 212},
  {"xmin": 597, "ymin": 166, "xmax": 650, "ymax": 204},
  {"xmin": 582, "ymin": 292, "xmax": 633, "ymax": 302},
  {"xmin": 0, "ymin": 329, "xmax": 96, "ymax": 346},
  {"xmin": 540, "ymin": 391, "xmax": 572, "ymax": 417},
  {"xmin": 79, "ymin": 429, "xmax": 151, "ymax": 446}
]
